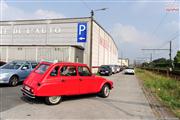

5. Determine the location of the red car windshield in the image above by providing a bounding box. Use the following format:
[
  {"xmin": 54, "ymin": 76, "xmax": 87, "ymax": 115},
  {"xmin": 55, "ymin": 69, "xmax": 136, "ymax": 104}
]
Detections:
[{"xmin": 35, "ymin": 64, "xmax": 50, "ymax": 74}]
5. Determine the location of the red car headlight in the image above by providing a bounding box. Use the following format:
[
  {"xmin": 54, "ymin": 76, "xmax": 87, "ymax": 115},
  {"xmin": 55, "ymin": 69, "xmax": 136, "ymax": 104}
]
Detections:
[{"xmin": 30, "ymin": 89, "xmax": 34, "ymax": 93}]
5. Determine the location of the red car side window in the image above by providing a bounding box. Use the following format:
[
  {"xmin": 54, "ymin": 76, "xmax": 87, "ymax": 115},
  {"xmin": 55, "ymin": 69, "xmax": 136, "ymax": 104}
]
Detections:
[
  {"xmin": 60, "ymin": 66, "xmax": 77, "ymax": 76},
  {"xmin": 78, "ymin": 66, "xmax": 91, "ymax": 76},
  {"xmin": 35, "ymin": 64, "xmax": 50, "ymax": 74},
  {"xmin": 50, "ymin": 66, "xmax": 60, "ymax": 76}
]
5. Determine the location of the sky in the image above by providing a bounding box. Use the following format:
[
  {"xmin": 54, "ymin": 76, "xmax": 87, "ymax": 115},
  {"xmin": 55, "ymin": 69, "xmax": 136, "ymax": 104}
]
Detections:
[{"xmin": 0, "ymin": 0, "xmax": 179, "ymax": 63}]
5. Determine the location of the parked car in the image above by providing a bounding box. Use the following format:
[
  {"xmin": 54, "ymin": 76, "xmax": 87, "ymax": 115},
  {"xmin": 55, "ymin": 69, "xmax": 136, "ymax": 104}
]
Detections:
[
  {"xmin": 98, "ymin": 65, "xmax": 112, "ymax": 76},
  {"xmin": 124, "ymin": 67, "xmax": 135, "ymax": 75},
  {"xmin": 0, "ymin": 60, "xmax": 38, "ymax": 86},
  {"xmin": 109, "ymin": 65, "xmax": 117, "ymax": 74},
  {"xmin": 120, "ymin": 66, "xmax": 125, "ymax": 71},
  {"xmin": 0, "ymin": 61, "xmax": 6, "ymax": 66},
  {"xmin": 21, "ymin": 62, "xmax": 113, "ymax": 105},
  {"xmin": 115, "ymin": 65, "xmax": 121, "ymax": 73}
]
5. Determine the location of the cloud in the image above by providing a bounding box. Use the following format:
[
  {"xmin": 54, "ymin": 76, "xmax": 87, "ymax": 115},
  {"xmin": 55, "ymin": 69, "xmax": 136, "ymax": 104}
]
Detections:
[
  {"xmin": 111, "ymin": 23, "xmax": 160, "ymax": 47},
  {"xmin": 1, "ymin": 0, "xmax": 26, "ymax": 20},
  {"xmin": 111, "ymin": 22, "xmax": 179, "ymax": 61},
  {"xmin": 34, "ymin": 9, "xmax": 65, "ymax": 19},
  {"xmin": 0, "ymin": 0, "xmax": 65, "ymax": 20}
]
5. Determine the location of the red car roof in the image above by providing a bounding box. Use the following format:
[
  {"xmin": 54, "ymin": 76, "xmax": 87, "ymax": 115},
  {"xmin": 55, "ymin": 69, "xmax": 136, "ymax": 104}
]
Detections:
[
  {"xmin": 55, "ymin": 62, "xmax": 87, "ymax": 66},
  {"xmin": 39, "ymin": 61, "xmax": 87, "ymax": 66}
]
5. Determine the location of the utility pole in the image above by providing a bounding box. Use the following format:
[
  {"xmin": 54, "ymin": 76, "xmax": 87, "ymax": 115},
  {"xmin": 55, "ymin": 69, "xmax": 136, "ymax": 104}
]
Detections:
[
  {"xmin": 89, "ymin": 8, "xmax": 108, "ymax": 69},
  {"xmin": 169, "ymin": 40, "xmax": 172, "ymax": 61},
  {"xmin": 89, "ymin": 10, "xmax": 94, "ymax": 69},
  {"xmin": 150, "ymin": 53, "xmax": 153, "ymax": 62},
  {"xmin": 169, "ymin": 40, "xmax": 173, "ymax": 68},
  {"xmin": 141, "ymin": 41, "xmax": 173, "ymax": 67}
]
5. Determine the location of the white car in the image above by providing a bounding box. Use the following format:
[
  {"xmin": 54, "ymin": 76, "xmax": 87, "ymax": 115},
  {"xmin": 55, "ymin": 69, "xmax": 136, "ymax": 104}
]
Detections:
[{"xmin": 124, "ymin": 67, "xmax": 135, "ymax": 75}]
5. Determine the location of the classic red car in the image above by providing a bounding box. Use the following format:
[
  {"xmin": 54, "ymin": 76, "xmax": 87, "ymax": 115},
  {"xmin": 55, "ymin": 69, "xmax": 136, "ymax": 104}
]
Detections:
[{"xmin": 21, "ymin": 62, "xmax": 113, "ymax": 105}]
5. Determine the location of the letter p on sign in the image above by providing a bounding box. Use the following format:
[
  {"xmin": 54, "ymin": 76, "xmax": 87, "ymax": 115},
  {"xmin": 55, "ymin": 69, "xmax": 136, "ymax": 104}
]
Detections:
[{"xmin": 77, "ymin": 23, "xmax": 87, "ymax": 43}]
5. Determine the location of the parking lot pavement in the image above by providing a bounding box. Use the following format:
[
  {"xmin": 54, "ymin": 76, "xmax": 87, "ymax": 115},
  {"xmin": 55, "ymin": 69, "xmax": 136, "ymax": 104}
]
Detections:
[
  {"xmin": 0, "ymin": 84, "xmax": 23, "ymax": 113},
  {"xmin": 0, "ymin": 72, "xmax": 156, "ymax": 120}
]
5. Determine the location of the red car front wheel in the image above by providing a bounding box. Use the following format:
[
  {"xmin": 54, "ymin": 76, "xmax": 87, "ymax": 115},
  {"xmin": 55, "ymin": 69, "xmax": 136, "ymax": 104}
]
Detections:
[{"xmin": 45, "ymin": 96, "xmax": 62, "ymax": 105}]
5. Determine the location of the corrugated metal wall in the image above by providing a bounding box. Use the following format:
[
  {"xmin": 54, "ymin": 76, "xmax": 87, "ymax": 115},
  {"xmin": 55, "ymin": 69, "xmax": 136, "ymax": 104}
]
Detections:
[{"xmin": 0, "ymin": 46, "xmax": 78, "ymax": 62}]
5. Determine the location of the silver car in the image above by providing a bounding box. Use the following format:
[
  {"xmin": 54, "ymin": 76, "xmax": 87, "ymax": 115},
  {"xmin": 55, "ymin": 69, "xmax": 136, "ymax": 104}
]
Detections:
[
  {"xmin": 0, "ymin": 60, "xmax": 38, "ymax": 86},
  {"xmin": 124, "ymin": 67, "xmax": 135, "ymax": 75},
  {"xmin": 109, "ymin": 65, "xmax": 117, "ymax": 74}
]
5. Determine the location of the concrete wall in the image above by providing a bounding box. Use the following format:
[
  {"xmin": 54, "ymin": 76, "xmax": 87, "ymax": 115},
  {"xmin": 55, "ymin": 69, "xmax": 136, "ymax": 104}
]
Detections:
[{"xmin": 92, "ymin": 21, "xmax": 118, "ymax": 67}]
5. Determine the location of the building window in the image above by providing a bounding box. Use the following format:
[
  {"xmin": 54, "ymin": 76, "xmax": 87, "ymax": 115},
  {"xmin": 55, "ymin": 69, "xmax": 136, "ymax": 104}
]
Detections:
[
  {"xmin": 55, "ymin": 48, "xmax": 60, "ymax": 51},
  {"xmin": 18, "ymin": 48, "xmax": 22, "ymax": 50}
]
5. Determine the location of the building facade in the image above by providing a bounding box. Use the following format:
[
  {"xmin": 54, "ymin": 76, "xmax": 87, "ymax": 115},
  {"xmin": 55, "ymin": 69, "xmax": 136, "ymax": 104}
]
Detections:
[
  {"xmin": 0, "ymin": 17, "xmax": 118, "ymax": 70},
  {"xmin": 118, "ymin": 58, "xmax": 129, "ymax": 67}
]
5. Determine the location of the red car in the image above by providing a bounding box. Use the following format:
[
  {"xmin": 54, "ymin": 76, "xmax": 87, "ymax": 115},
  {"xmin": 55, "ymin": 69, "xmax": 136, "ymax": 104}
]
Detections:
[{"xmin": 21, "ymin": 62, "xmax": 113, "ymax": 105}]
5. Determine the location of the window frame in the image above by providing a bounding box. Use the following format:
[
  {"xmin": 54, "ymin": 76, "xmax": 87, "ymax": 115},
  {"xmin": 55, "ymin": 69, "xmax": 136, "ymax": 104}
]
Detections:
[
  {"xmin": 31, "ymin": 62, "xmax": 38, "ymax": 69},
  {"xmin": 49, "ymin": 65, "xmax": 60, "ymax": 77},
  {"xmin": 34, "ymin": 64, "xmax": 50, "ymax": 74},
  {"xmin": 21, "ymin": 62, "xmax": 30, "ymax": 70},
  {"xmin": 77, "ymin": 66, "xmax": 92, "ymax": 77},
  {"xmin": 60, "ymin": 65, "xmax": 77, "ymax": 77}
]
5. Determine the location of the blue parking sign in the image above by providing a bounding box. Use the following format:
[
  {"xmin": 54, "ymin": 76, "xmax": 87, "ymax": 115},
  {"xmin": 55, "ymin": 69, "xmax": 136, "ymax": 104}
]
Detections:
[{"xmin": 77, "ymin": 23, "xmax": 87, "ymax": 43}]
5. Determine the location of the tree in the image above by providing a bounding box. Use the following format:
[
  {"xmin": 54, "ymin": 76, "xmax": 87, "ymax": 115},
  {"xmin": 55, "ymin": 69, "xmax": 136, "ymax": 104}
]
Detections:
[
  {"xmin": 150, "ymin": 58, "xmax": 170, "ymax": 68},
  {"xmin": 142, "ymin": 62, "xmax": 149, "ymax": 67},
  {"xmin": 174, "ymin": 51, "xmax": 180, "ymax": 68},
  {"xmin": 152, "ymin": 58, "xmax": 167, "ymax": 64}
]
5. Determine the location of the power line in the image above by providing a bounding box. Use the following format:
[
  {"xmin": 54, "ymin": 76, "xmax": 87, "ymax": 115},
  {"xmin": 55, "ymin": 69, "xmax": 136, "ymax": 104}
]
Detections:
[
  {"xmin": 151, "ymin": 0, "xmax": 177, "ymax": 38},
  {"xmin": 81, "ymin": 0, "xmax": 91, "ymax": 11},
  {"xmin": 151, "ymin": 13, "xmax": 168, "ymax": 36},
  {"xmin": 168, "ymin": 30, "xmax": 179, "ymax": 39},
  {"xmin": 156, "ymin": 30, "xmax": 179, "ymax": 49},
  {"xmin": 158, "ymin": 41, "xmax": 170, "ymax": 49},
  {"xmin": 169, "ymin": 33, "xmax": 180, "ymax": 41},
  {"xmin": 141, "ymin": 33, "xmax": 179, "ymax": 62},
  {"xmin": 141, "ymin": 41, "xmax": 173, "ymax": 67}
]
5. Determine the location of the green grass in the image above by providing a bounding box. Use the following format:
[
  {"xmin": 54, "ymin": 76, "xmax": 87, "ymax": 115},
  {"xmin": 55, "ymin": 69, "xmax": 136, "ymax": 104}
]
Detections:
[{"xmin": 135, "ymin": 68, "xmax": 180, "ymax": 118}]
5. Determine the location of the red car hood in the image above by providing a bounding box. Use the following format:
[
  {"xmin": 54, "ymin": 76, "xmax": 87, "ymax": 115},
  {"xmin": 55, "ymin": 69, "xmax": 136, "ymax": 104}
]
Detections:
[{"xmin": 23, "ymin": 72, "xmax": 44, "ymax": 88}]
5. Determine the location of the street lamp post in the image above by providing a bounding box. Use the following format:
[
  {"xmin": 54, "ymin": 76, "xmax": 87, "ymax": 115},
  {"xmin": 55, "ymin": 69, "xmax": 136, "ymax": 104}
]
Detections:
[{"xmin": 89, "ymin": 8, "xmax": 108, "ymax": 69}]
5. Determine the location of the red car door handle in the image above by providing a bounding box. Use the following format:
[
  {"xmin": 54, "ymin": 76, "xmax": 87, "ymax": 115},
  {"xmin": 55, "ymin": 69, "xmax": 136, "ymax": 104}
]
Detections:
[
  {"xmin": 61, "ymin": 79, "xmax": 66, "ymax": 82},
  {"xmin": 79, "ymin": 78, "xmax": 83, "ymax": 81}
]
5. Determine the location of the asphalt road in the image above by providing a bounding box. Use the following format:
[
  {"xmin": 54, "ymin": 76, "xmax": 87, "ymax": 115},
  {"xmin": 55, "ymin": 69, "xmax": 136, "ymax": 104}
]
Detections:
[{"xmin": 0, "ymin": 72, "xmax": 156, "ymax": 120}]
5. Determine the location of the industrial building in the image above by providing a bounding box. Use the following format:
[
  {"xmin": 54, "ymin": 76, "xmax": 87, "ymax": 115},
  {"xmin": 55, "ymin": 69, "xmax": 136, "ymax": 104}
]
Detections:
[
  {"xmin": 118, "ymin": 58, "xmax": 129, "ymax": 67},
  {"xmin": 0, "ymin": 17, "xmax": 118, "ymax": 71}
]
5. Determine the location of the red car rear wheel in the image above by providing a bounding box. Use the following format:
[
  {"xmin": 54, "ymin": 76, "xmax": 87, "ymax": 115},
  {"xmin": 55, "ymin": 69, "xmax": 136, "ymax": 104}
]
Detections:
[{"xmin": 99, "ymin": 84, "xmax": 110, "ymax": 98}]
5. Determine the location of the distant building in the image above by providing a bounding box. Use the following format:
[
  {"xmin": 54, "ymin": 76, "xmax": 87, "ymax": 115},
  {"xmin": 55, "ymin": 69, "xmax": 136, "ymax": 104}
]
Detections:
[{"xmin": 118, "ymin": 58, "xmax": 129, "ymax": 67}]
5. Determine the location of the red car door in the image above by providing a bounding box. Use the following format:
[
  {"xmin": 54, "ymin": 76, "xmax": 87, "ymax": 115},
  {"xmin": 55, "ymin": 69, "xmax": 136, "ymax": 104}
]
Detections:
[
  {"xmin": 38, "ymin": 65, "xmax": 63, "ymax": 96},
  {"xmin": 59, "ymin": 65, "xmax": 79, "ymax": 95},
  {"xmin": 78, "ymin": 66, "xmax": 98, "ymax": 94}
]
